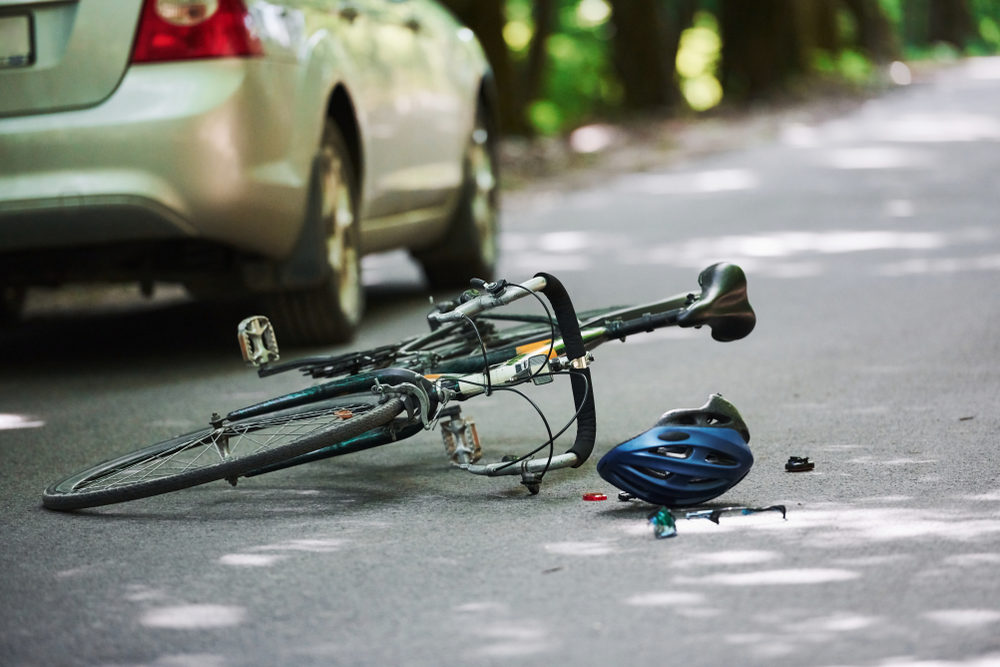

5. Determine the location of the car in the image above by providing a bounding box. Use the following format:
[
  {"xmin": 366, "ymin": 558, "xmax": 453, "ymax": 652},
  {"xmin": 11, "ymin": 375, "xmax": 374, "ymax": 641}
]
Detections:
[{"xmin": 0, "ymin": 0, "xmax": 499, "ymax": 343}]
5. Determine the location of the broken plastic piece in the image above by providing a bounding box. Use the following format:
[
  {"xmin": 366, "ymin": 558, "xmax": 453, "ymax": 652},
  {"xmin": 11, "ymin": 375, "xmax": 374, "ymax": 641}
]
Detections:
[
  {"xmin": 649, "ymin": 507, "xmax": 677, "ymax": 539},
  {"xmin": 685, "ymin": 505, "xmax": 787, "ymax": 524},
  {"xmin": 785, "ymin": 456, "xmax": 815, "ymax": 472},
  {"xmin": 583, "ymin": 492, "xmax": 608, "ymax": 501},
  {"xmin": 618, "ymin": 492, "xmax": 635, "ymax": 502}
]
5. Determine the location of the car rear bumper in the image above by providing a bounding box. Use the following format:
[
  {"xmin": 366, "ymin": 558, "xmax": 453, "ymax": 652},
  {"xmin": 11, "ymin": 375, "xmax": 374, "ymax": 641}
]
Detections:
[{"xmin": 0, "ymin": 58, "xmax": 313, "ymax": 260}]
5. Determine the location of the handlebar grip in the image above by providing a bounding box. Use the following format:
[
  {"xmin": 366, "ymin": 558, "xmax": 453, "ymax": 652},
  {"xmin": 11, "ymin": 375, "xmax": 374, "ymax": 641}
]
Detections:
[{"xmin": 535, "ymin": 273, "xmax": 596, "ymax": 466}]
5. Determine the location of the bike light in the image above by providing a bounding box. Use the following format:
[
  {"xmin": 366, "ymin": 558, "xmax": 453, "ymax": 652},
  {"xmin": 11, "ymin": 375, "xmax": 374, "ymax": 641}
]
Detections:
[{"xmin": 131, "ymin": 0, "xmax": 263, "ymax": 63}]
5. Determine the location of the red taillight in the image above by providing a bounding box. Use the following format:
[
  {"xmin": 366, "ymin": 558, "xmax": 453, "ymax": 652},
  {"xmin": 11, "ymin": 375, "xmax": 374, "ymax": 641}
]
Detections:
[{"xmin": 131, "ymin": 0, "xmax": 263, "ymax": 63}]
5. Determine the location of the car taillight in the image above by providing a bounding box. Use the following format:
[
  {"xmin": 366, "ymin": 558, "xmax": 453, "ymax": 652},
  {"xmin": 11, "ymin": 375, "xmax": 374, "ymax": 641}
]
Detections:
[{"xmin": 131, "ymin": 0, "xmax": 263, "ymax": 63}]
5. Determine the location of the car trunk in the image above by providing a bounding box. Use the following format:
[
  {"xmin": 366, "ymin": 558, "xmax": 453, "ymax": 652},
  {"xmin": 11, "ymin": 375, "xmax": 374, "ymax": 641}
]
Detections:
[{"xmin": 0, "ymin": 0, "xmax": 142, "ymax": 117}]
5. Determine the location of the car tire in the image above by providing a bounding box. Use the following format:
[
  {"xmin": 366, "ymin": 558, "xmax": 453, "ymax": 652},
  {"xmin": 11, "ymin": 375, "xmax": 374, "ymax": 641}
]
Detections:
[
  {"xmin": 416, "ymin": 101, "xmax": 499, "ymax": 290},
  {"xmin": 267, "ymin": 121, "xmax": 363, "ymax": 345}
]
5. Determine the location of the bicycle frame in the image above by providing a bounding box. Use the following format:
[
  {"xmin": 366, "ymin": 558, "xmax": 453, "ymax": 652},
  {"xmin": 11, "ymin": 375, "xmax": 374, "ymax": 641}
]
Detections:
[
  {"xmin": 41, "ymin": 263, "xmax": 756, "ymax": 510},
  {"xmin": 238, "ymin": 263, "xmax": 755, "ymax": 493}
]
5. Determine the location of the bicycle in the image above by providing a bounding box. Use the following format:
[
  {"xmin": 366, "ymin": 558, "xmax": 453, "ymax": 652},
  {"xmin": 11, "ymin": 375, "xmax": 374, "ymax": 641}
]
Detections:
[{"xmin": 42, "ymin": 262, "xmax": 756, "ymax": 511}]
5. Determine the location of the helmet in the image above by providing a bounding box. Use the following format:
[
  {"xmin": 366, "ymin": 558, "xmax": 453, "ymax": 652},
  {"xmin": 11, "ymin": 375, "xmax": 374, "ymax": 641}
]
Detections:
[{"xmin": 597, "ymin": 394, "xmax": 753, "ymax": 507}]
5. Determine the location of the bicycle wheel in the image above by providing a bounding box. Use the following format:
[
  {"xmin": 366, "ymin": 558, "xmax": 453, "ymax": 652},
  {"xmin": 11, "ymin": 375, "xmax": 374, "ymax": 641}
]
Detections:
[{"xmin": 42, "ymin": 396, "xmax": 406, "ymax": 511}]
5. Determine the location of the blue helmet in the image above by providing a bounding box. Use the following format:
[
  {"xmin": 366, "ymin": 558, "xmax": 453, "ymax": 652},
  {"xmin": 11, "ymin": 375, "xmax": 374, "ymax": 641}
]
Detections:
[{"xmin": 597, "ymin": 394, "xmax": 753, "ymax": 507}]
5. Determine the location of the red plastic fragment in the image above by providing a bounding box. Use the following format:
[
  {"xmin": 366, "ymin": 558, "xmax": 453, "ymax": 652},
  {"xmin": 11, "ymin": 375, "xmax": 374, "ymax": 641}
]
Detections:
[{"xmin": 583, "ymin": 492, "xmax": 608, "ymax": 501}]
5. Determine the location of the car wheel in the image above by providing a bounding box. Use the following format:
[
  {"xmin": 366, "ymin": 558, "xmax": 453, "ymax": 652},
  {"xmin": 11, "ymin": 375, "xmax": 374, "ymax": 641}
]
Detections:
[
  {"xmin": 416, "ymin": 101, "xmax": 499, "ymax": 289},
  {"xmin": 267, "ymin": 121, "xmax": 363, "ymax": 345}
]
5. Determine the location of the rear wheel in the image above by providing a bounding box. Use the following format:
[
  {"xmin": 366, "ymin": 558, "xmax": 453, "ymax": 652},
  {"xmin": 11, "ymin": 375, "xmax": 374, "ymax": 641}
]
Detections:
[
  {"xmin": 42, "ymin": 396, "xmax": 405, "ymax": 511},
  {"xmin": 268, "ymin": 121, "xmax": 364, "ymax": 345},
  {"xmin": 416, "ymin": 101, "xmax": 499, "ymax": 289}
]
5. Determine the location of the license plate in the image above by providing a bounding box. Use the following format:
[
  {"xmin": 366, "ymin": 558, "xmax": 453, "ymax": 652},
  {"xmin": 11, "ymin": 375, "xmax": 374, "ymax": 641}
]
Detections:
[{"xmin": 0, "ymin": 14, "xmax": 33, "ymax": 68}]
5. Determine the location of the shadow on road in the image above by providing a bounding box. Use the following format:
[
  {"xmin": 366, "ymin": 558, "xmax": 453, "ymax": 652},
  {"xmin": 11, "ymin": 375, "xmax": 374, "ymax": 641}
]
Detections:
[{"xmin": 0, "ymin": 281, "xmax": 432, "ymax": 372}]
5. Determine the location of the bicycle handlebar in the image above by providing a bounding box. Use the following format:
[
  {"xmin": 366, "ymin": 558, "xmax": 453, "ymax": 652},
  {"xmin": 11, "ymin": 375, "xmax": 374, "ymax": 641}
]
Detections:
[
  {"xmin": 427, "ymin": 276, "xmax": 549, "ymax": 325},
  {"xmin": 457, "ymin": 272, "xmax": 597, "ymax": 481},
  {"xmin": 534, "ymin": 272, "xmax": 596, "ymax": 466}
]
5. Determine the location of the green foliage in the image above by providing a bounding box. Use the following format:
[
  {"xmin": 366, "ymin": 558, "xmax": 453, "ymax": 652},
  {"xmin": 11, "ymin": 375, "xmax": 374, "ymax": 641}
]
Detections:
[
  {"xmin": 812, "ymin": 48, "xmax": 875, "ymax": 84},
  {"xmin": 510, "ymin": 0, "xmax": 617, "ymax": 135},
  {"xmin": 676, "ymin": 11, "xmax": 723, "ymax": 112},
  {"xmin": 500, "ymin": 0, "xmax": 999, "ymax": 136}
]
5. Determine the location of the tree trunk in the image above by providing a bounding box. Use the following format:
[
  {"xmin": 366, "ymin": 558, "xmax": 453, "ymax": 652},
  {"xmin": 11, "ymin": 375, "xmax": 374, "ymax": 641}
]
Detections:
[
  {"xmin": 719, "ymin": 0, "xmax": 807, "ymax": 101},
  {"xmin": 842, "ymin": 0, "xmax": 901, "ymax": 62},
  {"xmin": 608, "ymin": 0, "xmax": 695, "ymax": 111},
  {"xmin": 928, "ymin": 0, "xmax": 975, "ymax": 48},
  {"xmin": 522, "ymin": 0, "xmax": 555, "ymax": 108}
]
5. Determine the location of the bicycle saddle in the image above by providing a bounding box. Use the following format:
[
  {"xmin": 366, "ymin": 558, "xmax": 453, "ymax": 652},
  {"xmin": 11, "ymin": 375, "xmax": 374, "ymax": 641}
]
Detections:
[{"xmin": 676, "ymin": 263, "xmax": 756, "ymax": 342}]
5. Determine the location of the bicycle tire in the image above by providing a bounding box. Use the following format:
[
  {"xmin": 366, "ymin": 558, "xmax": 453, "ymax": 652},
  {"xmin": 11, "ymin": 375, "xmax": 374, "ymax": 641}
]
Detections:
[{"xmin": 42, "ymin": 397, "xmax": 406, "ymax": 511}]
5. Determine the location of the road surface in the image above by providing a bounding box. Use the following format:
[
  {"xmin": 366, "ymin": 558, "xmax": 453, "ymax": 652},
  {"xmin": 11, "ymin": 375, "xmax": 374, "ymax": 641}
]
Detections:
[{"xmin": 2, "ymin": 58, "xmax": 999, "ymax": 666}]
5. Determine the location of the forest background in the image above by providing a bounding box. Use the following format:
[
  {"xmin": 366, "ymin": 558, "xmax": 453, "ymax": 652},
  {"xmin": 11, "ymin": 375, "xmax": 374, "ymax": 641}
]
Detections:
[{"xmin": 438, "ymin": 0, "xmax": 1000, "ymax": 139}]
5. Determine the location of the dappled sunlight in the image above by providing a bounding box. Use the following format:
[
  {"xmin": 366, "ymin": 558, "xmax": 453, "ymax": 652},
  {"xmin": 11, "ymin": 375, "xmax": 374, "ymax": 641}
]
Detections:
[
  {"xmin": 247, "ymin": 538, "xmax": 344, "ymax": 553},
  {"xmin": 140, "ymin": 604, "xmax": 246, "ymax": 629},
  {"xmin": 696, "ymin": 550, "xmax": 783, "ymax": 565},
  {"xmin": 942, "ymin": 553, "xmax": 1000, "ymax": 567},
  {"xmin": 878, "ymin": 254, "xmax": 1000, "ymax": 276},
  {"xmin": 218, "ymin": 553, "xmax": 287, "ymax": 567},
  {"xmin": 543, "ymin": 540, "xmax": 618, "ymax": 556},
  {"xmin": 877, "ymin": 112, "xmax": 1000, "ymax": 143},
  {"xmin": 623, "ymin": 591, "xmax": 708, "ymax": 607},
  {"xmin": 884, "ymin": 199, "xmax": 915, "ymax": 217},
  {"xmin": 504, "ymin": 224, "xmax": 997, "ymax": 279},
  {"xmin": 617, "ymin": 168, "xmax": 759, "ymax": 195},
  {"xmin": 0, "ymin": 413, "xmax": 44, "ymax": 430},
  {"xmin": 923, "ymin": 609, "xmax": 1000, "ymax": 628},
  {"xmin": 632, "ymin": 229, "xmax": 948, "ymax": 272},
  {"xmin": 453, "ymin": 602, "xmax": 554, "ymax": 659},
  {"xmin": 676, "ymin": 568, "xmax": 860, "ymax": 586},
  {"xmin": 966, "ymin": 490, "xmax": 1000, "ymax": 502},
  {"xmin": 123, "ymin": 585, "xmax": 168, "ymax": 602},
  {"xmin": 569, "ymin": 123, "xmax": 622, "ymax": 154},
  {"xmin": 965, "ymin": 56, "xmax": 1000, "ymax": 80},
  {"xmin": 790, "ymin": 507, "xmax": 1000, "ymax": 546},
  {"xmin": 824, "ymin": 146, "xmax": 930, "ymax": 169},
  {"xmin": 473, "ymin": 622, "xmax": 551, "ymax": 657}
]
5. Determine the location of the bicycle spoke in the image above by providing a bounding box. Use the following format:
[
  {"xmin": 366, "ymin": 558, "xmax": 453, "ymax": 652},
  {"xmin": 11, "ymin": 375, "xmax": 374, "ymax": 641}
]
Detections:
[{"xmin": 73, "ymin": 403, "xmax": 373, "ymax": 492}]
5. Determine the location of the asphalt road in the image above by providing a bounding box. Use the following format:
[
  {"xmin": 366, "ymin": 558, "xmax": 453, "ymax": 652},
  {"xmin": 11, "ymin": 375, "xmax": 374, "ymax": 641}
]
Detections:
[{"xmin": 2, "ymin": 58, "xmax": 1000, "ymax": 667}]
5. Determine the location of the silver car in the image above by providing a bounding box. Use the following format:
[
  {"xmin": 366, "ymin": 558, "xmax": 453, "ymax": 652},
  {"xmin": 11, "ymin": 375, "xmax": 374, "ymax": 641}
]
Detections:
[{"xmin": 0, "ymin": 0, "xmax": 499, "ymax": 343}]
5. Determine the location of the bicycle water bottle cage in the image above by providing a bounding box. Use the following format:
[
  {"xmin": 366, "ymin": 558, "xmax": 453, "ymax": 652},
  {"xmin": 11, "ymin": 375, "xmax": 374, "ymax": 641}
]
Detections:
[{"xmin": 677, "ymin": 263, "xmax": 756, "ymax": 342}]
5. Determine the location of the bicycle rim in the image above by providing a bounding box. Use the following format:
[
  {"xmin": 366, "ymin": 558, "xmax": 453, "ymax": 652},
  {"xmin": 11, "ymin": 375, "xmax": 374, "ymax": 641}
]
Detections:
[{"xmin": 42, "ymin": 397, "xmax": 405, "ymax": 511}]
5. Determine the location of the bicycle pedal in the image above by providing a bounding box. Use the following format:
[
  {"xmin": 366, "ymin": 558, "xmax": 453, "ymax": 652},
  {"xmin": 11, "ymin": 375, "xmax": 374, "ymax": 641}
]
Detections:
[
  {"xmin": 237, "ymin": 316, "xmax": 280, "ymax": 368},
  {"xmin": 438, "ymin": 406, "xmax": 481, "ymax": 465}
]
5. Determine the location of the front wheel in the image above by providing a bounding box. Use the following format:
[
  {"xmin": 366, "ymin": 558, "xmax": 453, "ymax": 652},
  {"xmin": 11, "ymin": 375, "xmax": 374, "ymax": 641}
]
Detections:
[{"xmin": 42, "ymin": 396, "xmax": 405, "ymax": 511}]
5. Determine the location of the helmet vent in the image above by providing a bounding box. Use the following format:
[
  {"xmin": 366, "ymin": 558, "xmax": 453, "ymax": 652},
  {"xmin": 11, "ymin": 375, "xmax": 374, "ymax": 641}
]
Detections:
[
  {"xmin": 704, "ymin": 412, "xmax": 732, "ymax": 426},
  {"xmin": 705, "ymin": 452, "xmax": 739, "ymax": 466},
  {"xmin": 654, "ymin": 445, "xmax": 691, "ymax": 459},
  {"xmin": 637, "ymin": 466, "xmax": 674, "ymax": 480}
]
